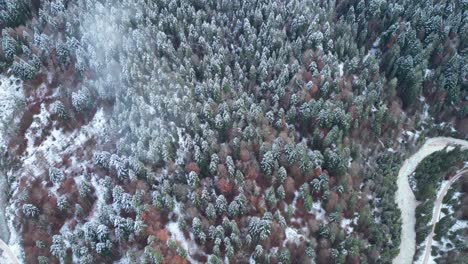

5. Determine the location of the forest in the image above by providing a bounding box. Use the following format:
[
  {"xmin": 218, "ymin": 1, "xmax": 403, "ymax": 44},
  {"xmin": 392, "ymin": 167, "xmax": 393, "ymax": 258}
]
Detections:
[
  {"xmin": 411, "ymin": 146, "xmax": 468, "ymax": 257},
  {"xmin": 0, "ymin": 0, "xmax": 467, "ymax": 263}
]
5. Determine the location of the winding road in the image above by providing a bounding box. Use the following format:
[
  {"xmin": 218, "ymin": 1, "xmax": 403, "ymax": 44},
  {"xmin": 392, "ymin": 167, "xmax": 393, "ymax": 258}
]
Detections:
[{"xmin": 393, "ymin": 137, "xmax": 468, "ymax": 264}]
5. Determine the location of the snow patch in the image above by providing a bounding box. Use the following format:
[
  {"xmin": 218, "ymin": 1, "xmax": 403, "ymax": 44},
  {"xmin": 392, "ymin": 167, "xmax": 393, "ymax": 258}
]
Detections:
[
  {"xmin": 165, "ymin": 201, "xmax": 202, "ymax": 263},
  {"xmin": 338, "ymin": 63, "xmax": 344, "ymax": 77},
  {"xmin": 283, "ymin": 227, "xmax": 306, "ymax": 246},
  {"xmin": 0, "ymin": 75, "xmax": 24, "ymax": 154},
  {"xmin": 340, "ymin": 218, "xmax": 354, "ymax": 234},
  {"xmin": 311, "ymin": 201, "xmax": 326, "ymax": 221}
]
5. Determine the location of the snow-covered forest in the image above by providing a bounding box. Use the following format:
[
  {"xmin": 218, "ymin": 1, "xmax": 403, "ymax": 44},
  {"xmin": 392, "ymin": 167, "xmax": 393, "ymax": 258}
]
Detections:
[{"xmin": 1, "ymin": 0, "xmax": 468, "ymax": 263}]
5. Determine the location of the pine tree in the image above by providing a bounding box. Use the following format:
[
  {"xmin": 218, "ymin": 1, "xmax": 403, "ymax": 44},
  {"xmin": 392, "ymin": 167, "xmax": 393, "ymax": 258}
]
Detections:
[
  {"xmin": 187, "ymin": 171, "xmax": 199, "ymax": 189},
  {"xmin": 274, "ymin": 211, "xmax": 287, "ymax": 229},
  {"xmin": 215, "ymin": 195, "xmax": 227, "ymax": 215},
  {"xmin": 209, "ymin": 154, "xmax": 219, "ymax": 175},
  {"xmin": 49, "ymin": 167, "xmax": 65, "ymax": 185},
  {"xmin": 51, "ymin": 101, "xmax": 68, "ymax": 120},
  {"xmin": 277, "ymin": 185, "xmax": 285, "ymax": 200},
  {"xmin": 0, "ymin": 0, "xmax": 32, "ymax": 28},
  {"xmin": 97, "ymin": 224, "xmax": 109, "ymax": 242},
  {"xmin": 56, "ymin": 42, "xmax": 71, "ymax": 67},
  {"xmin": 248, "ymin": 215, "xmax": 271, "ymax": 241},
  {"xmin": 278, "ymin": 248, "xmax": 291, "ymax": 263},
  {"xmin": 304, "ymin": 194, "xmax": 314, "ymax": 212},
  {"xmin": 57, "ymin": 196, "xmax": 69, "ymax": 211},
  {"xmin": 225, "ymin": 237, "xmax": 234, "ymax": 258},
  {"xmin": 94, "ymin": 151, "xmax": 111, "ymax": 168},
  {"xmin": 22, "ymin": 204, "xmax": 40, "ymax": 218},
  {"xmin": 37, "ymin": 256, "xmax": 49, "ymax": 264},
  {"xmin": 192, "ymin": 217, "xmax": 206, "ymax": 243},
  {"xmin": 252, "ymin": 245, "xmax": 263, "ymax": 259},
  {"xmin": 50, "ymin": 235, "xmax": 65, "ymax": 259},
  {"xmin": 226, "ymin": 156, "xmax": 235, "ymax": 178},
  {"xmin": 96, "ymin": 241, "xmax": 111, "ymax": 255},
  {"xmin": 261, "ymin": 151, "xmax": 276, "ymax": 176},
  {"xmin": 72, "ymin": 87, "xmax": 92, "ymax": 113},
  {"xmin": 208, "ymin": 255, "xmax": 223, "ymax": 264},
  {"xmin": 276, "ymin": 166, "xmax": 287, "ymax": 184},
  {"xmin": 305, "ymin": 245, "xmax": 316, "ymax": 259},
  {"xmin": 1, "ymin": 31, "xmax": 17, "ymax": 61},
  {"xmin": 11, "ymin": 59, "xmax": 38, "ymax": 80},
  {"xmin": 265, "ymin": 187, "xmax": 277, "ymax": 208},
  {"xmin": 206, "ymin": 203, "xmax": 216, "ymax": 220}
]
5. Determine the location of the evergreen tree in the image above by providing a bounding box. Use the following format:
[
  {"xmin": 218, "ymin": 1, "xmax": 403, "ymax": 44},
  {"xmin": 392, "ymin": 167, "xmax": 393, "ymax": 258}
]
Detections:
[
  {"xmin": 50, "ymin": 235, "xmax": 66, "ymax": 260},
  {"xmin": 22, "ymin": 204, "xmax": 40, "ymax": 218},
  {"xmin": 49, "ymin": 167, "xmax": 64, "ymax": 185}
]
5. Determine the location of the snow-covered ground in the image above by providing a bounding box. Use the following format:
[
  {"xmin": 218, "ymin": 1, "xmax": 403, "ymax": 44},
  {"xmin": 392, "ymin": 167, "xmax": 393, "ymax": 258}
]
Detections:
[
  {"xmin": 363, "ymin": 37, "xmax": 381, "ymax": 62},
  {"xmin": 393, "ymin": 137, "xmax": 468, "ymax": 264},
  {"xmin": 283, "ymin": 227, "xmax": 306, "ymax": 246},
  {"xmin": 4, "ymin": 105, "xmax": 108, "ymax": 263},
  {"xmin": 0, "ymin": 75, "xmax": 25, "ymax": 263},
  {"xmin": 165, "ymin": 201, "xmax": 203, "ymax": 263},
  {"xmin": 421, "ymin": 193, "xmax": 468, "ymax": 263},
  {"xmin": 0, "ymin": 75, "xmax": 24, "ymax": 153},
  {"xmin": 340, "ymin": 218, "xmax": 354, "ymax": 234}
]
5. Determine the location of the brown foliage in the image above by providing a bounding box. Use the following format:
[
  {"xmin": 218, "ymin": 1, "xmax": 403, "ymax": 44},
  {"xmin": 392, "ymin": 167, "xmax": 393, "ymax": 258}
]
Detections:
[
  {"xmin": 325, "ymin": 191, "xmax": 339, "ymax": 213},
  {"xmin": 142, "ymin": 208, "xmax": 166, "ymax": 230},
  {"xmin": 285, "ymin": 177, "xmax": 296, "ymax": 199},
  {"xmin": 314, "ymin": 166, "xmax": 322, "ymax": 177},
  {"xmin": 307, "ymin": 218, "xmax": 320, "ymax": 233},
  {"xmin": 156, "ymin": 229, "xmax": 169, "ymax": 243},
  {"xmin": 240, "ymin": 148, "xmax": 251, "ymax": 162},
  {"xmin": 317, "ymin": 248, "xmax": 331, "ymax": 264},
  {"xmin": 217, "ymin": 178, "xmax": 234, "ymax": 194},
  {"xmin": 186, "ymin": 162, "xmax": 200, "ymax": 175},
  {"xmin": 246, "ymin": 165, "xmax": 259, "ymax": 181},
  {"xmin": 262, "ymin": 222, "xmax": 284, "ymax": 250},
  {"xmin": 302, "ymin": 71, "xmax": 313, "ymax": 82},
  {"xmin": 164, "ymin": 255, "xmax": 188, "ymax": 264},
  {"xmin": 217, "ymin": 164, "xmax": 228, "ymax": 178}
]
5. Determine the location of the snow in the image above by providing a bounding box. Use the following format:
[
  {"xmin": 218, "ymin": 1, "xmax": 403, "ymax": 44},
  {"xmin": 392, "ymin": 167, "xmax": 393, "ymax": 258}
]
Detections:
[
  {"xmin": 0, "ymin": 75, "xmax": 24, "ymax": 264},
  {"xmin": 418, "ymin": 96, "xmax": 430, "ymax": 125},
  {"xmin": 165, "ymin": 201, "xmax": 202, "ymax": 263},
  {"xmin": 424, "ymin": 69, "xmax": 433, "ymax": 78},
  {"xmin": 4, "ymin": 205, "xmax": 23, "ymax": 263},
  {"xmin": 404, "ymin": 130, "xmax": 421, "ymax": 141},
  {"xmin": 338, "ymin": 63, "xmax": 344, "ymax": 77},
  {"xmin": 311, "ymin": 201, "xmax": 326, "ymax": 221},
  {"xmin": 175, "ymin": 127, "xmax": 190, "ymax": 165},
  {"xmin": 20, "ymin": 107, "xmax": 107, "ymax": 189},
  {"xmin": 0, "ymin": 75, "xmax": 24, "ymax": 154},
  {"xmin": 167, "ymin": 222, "xmax": 188, "ymax": 249},
  {"xmin": 283, "ymin": 227, "xmax": 306, "ymax": 246},
  {"xmin": 5, "ymin": 107, "xmax": 109, "ymax": 261},
  {"xmin": 363, "ymin": 37, "xmax": 381, "ymax": 62},
  {"xmin": 340, "ymin": 218, "xmax": 353, "ymax": 234},
  {"xmin": 415, "ymin": 178, "xmax": 468, "ymax": 263}
]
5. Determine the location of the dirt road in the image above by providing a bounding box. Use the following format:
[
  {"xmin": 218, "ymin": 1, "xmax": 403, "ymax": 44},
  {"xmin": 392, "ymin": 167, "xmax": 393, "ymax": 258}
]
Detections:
[
  {"xmin": 0, "ymin": 239, "xmax": 19, "ymax": 264},
  {"xmin": 393, "ymin": 137, "xmax": 468, "ymax": 264},
  {"xmin": 420, "ymin": 170, "xmax": 467, "ymax": 264}
]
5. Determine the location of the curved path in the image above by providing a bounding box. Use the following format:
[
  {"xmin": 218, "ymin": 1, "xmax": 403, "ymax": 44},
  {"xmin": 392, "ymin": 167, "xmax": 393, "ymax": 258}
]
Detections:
[
  {"xmin": 420, "ymin": 170, "xmax": 467, "ymax": 264},
  {"xmin": 393, "ymin": 137, "xmax": 468, "ymax": 264}
]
